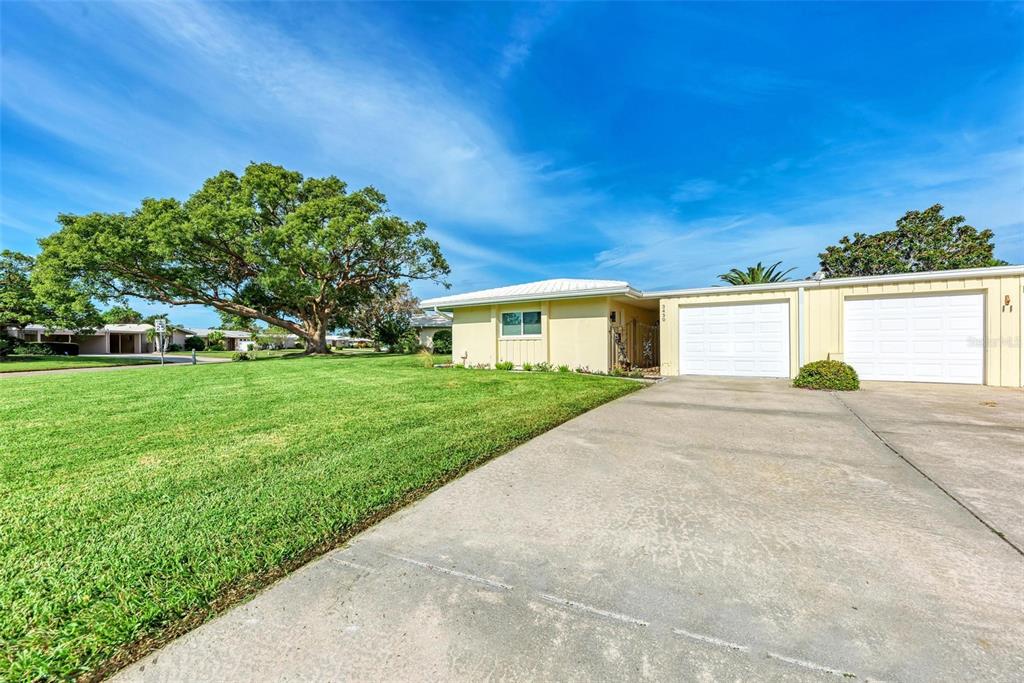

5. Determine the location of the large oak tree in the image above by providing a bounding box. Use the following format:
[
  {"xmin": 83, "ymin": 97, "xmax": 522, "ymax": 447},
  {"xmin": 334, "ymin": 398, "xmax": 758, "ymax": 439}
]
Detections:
[
  {"xmin": 819, "ymin": 204, "xmax": 1006, "ymax": 277},
  {"xmin": 35, "ymin": 163, "xmax": 449, "ymax": 353}
]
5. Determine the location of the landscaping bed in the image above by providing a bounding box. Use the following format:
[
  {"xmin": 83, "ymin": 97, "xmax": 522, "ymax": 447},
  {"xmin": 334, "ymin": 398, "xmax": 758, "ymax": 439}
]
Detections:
[{"xmin": 0, "ymin": 353, "xmax": 640, "ymax": 680}]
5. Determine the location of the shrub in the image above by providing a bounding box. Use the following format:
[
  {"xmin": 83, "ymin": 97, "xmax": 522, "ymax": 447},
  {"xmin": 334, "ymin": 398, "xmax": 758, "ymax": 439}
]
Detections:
[
  {"xmin": 184, "ymin": 336, "xmax": 205, "ymax": 351},
  {"xmin": 793, "ymin": 360, "xmax": 859, "ymax": 391},
  {"xmin": 166, "ymin": 343, "xmax": 182, "ymax": 352},
  {"xmin": 432, "ymin": 329, "xmax": 452, "ymax": 354},
  {"xmin": 0, "ymin": 335, "xmax": 19, "ymax": 358},
  {"xmin": 16, "ymin": 341, "xmax": 78, "ymax": 356},
  {"xmin": 522, "ymin": 362, "xmax": 533, "ymax": 372},
  {"xmin": 416, "ymin": 349, "xmax": 434, "ymax": 368},
  {"xmin": 531, "ymin": 361, "xmax": 553, "ymax": 372},
  {"xmin": 392, "ymin": 329, "xmax": 422, "ymax": 354},
  {"xmin": 495, "ymin": 361, "xmax": 514, "ymax": 371},
  {"xmin": 231, "ymin": 351, "xmax": 251, "ymax": 361},
  {"xmin": 557, "ymin": 364, "xmax": 570, "ymax": 373}
]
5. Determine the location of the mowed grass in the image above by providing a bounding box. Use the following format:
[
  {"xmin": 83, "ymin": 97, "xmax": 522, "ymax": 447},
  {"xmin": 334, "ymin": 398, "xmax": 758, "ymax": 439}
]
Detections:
[
  {"xmin": 165, "ymin": 349, "xmax": 302, "ymax": 360},
  {"xmin": 0, "ymin": 354, "xmax": 641, "ymax": 680},
  {"xmin": 0, "ymin": 356, "xmax": 159, "ymax": 373}
]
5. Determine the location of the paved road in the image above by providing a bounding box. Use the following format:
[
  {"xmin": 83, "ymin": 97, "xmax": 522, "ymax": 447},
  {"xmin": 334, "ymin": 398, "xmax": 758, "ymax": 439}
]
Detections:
[{"xmin": 118, "ymin": 378, "xmax": 1024, "ymax": 682}]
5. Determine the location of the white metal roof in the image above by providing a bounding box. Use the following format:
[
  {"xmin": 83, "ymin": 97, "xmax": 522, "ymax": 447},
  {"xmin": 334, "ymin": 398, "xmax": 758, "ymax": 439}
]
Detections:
[
  {"xmin": 422, "ymin": 278, "xmax": 639, "ymax": 309},
  {"xmin": 423, "ymin": 265, "xmax": 1022, "ymax": 308},
  {"xmin": 410, "ymin": 311, "xmax": 452, "ymax": 328}
]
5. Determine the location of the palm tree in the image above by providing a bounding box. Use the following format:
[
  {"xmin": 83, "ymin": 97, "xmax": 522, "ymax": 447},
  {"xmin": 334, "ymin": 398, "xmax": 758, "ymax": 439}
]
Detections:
[{"xmin": 718, "ymin": 261, "xmax": 796, "ymax": 285}]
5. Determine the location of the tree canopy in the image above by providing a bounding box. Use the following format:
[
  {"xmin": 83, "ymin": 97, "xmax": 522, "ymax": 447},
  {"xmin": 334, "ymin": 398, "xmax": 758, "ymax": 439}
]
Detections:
[
  {"xmin": 819, "ymin": 204, "xmax": 1005, "ymax": 277},
  {"xmin": 1, "ymin": 249, "xmax": 100, "ymax": 331},
  {"xmin": 718, "ymin": 261, "xmax": 795, "ymax": 285},
  {"xmin": 35, "ymin": 163, "xmax": 449, "ymax": 353},
  {"xmin": 102, "ymin": 304, "xmax": 144, "ymax": 325}
]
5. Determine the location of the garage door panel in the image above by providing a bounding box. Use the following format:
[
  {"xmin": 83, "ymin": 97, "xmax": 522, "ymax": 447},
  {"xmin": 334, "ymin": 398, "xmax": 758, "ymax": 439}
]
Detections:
[
  {"xmin": 844, "ymin": 293, "xmax": 983, "ymax": 384},
  {"xmin": 679, "ymin": 302, "xmax": 790, "ymax": 378}
]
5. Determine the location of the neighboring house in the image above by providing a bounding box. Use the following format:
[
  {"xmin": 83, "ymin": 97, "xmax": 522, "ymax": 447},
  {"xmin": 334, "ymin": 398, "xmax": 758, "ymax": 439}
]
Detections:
[
  {"xmin": 326, "ymin": 334, "xmax": 373, "ymax": 349},
  {"xmin": 410, "ymin": 310, "xmax": 452, "ymax": 350},
  {"xmin": 6, "ymin": 323, "xmax": 158, "ymax": 354},
  {"xmin": 183, "ymin": 328, "xmax": 253, "ymax": 351},
  {"xmin": 422, "ymin": 265, "xmax": 1024, "ymax": 387}
]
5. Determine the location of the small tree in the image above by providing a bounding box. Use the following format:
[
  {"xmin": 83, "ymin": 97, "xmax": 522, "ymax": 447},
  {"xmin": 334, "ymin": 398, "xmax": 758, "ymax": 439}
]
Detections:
[
  {"xmin": 718, "ymin": 261, "xmax": 795, "ymax": 285},
  {"xmin": 819, "ymin": 204, "xmax": 1006, "ymax": 277},
  {"xmin": 345, "ymin": 284, "xmax": 419, "ymax": 351},
  {"xmin": 206, "ymin": 330, "xmax": 226, "ymax": 351}
]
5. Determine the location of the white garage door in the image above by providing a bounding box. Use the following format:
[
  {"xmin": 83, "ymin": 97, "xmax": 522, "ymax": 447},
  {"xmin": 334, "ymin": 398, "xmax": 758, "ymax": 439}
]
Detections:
[
  {"xmin": 843, "ymin": 293, "xmax": 984, "ymax": 384},
  {"xmin": 679, "ymin": 302, "xmax": 790, "ymax": 378}
]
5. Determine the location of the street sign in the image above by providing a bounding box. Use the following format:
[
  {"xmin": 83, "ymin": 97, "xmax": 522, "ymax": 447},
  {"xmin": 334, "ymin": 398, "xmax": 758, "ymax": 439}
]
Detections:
[{"xmin": 155, "ymin": 319, "xmax": 167, "ymax": 365}]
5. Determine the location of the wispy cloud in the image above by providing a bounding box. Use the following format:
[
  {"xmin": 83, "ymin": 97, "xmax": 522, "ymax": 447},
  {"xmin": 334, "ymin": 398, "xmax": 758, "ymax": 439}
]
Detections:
[
  {"xmin": 498, "ymin": 4, "xmax": 562, "ymax": 78},
  {"xmin": 671, "ymin": 178, "xmax": 722, "ymax": 203}
]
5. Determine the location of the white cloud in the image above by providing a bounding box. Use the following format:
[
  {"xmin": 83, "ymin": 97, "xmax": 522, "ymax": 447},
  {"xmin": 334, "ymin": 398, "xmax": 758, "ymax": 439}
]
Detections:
[{"xmin": 670, "ymin": 178, "xmax": 722, "ymax": 203}]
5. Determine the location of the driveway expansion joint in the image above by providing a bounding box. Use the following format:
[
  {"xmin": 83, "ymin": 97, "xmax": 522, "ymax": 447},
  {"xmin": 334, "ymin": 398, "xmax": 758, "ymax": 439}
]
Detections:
[{"xmin": 831, "ymin": 392, "xmax": 1023, "ymax": 558}]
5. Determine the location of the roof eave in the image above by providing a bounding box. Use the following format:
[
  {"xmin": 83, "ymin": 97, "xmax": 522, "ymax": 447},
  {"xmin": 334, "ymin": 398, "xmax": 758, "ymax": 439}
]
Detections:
[{"xmin": 423, "ymin": 285, "xmax": 643, "ymax": 310}]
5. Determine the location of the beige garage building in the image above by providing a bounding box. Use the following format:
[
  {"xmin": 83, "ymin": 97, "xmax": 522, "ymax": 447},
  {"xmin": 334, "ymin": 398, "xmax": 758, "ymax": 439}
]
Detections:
[{"xmin": 423, "ymin": 265, "xmax": 1023, "ymax": 387}]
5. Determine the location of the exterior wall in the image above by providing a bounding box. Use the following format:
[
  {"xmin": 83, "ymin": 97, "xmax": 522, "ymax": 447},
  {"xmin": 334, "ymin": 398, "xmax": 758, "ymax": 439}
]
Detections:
[
  {"xmin": 75, "ymin": 334, "xmax": 108, "ymax": 354},
  {"xmin": 659, "ymin": 273, "xmax": 1024, "ymax": 386},
  {"xmin": 452, "ymin": 306, "xmax": 497, "ymax": 367},
  {"xmin": 417, "ymin": 326, "xmax": 450, "ymax": 350},
  {"xmin": 496, "ymin": 300, "xmax": 548, "ymax": 367},
  {"xmin": 548, "ymin": 298, "xmax": 611, "ymax": 372},
  {"xmin": 451, "ymin": 298, "xmax": 611, "ymax": 371}
]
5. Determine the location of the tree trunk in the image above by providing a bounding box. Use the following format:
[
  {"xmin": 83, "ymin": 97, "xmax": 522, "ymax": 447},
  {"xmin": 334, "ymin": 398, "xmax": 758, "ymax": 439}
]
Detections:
[{"xmin": 303, "ymin": 320, "xmax": 331, "ymax": 354}]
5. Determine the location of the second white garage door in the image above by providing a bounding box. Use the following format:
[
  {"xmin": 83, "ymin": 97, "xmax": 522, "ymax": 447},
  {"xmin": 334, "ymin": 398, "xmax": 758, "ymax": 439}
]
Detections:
[
  {"xmin": 679, "ymin": 302, "xmax": 790, "ymax": 378},
  {"xmin": 843, "ymin": 293, "xmax": 984, "ymax": 384}
]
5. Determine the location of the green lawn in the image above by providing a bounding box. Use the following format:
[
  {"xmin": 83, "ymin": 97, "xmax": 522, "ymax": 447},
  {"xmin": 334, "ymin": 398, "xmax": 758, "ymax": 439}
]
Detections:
[
  {"xmin": 165, "ymin": 349, "xmax": 302, "ymax": 360},
  {"xmin": 0, "ymin": 354, "xmax": 641, "ymax": 680},
  {"xmin": 0, "ymin": 355, "xmax": 159, "ymax": 373}
]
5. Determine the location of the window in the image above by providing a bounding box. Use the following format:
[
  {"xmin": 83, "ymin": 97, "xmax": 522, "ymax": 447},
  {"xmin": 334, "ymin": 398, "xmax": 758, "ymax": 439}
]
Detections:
[{"xmin": 501, "ymin": 310, "xmax": 542, "ymax": 336}]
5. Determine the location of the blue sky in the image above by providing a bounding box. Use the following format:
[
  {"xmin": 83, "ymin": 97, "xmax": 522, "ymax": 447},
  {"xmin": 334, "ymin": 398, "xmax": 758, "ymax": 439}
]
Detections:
[{"xmin": 2, "ymin": 1, "xmax": 1022, "ymax": 327}]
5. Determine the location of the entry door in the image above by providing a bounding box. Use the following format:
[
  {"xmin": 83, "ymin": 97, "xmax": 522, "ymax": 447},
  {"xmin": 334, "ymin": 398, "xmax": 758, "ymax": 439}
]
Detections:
[
  {"xmin": 678, "ymin": 302, "xmax": 790, "ymax": 378},
  {"xmin": 843, "ymin": 293, "xmax": 984, "ymax": 384}
]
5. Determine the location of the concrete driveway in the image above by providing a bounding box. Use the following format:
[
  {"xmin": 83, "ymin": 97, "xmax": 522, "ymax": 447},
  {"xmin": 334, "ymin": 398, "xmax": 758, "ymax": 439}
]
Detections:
[{"xmin": 118, "ymin": 378, "xmax": 1023, "ymax": 682}]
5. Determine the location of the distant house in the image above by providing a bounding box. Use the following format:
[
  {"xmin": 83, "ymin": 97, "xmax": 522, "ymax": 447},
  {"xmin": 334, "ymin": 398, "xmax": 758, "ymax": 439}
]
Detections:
[
  {"xmin": 183, "ymin": 328, "xmax": 254, "ymax": 351},
  {"xmin": 6, "ymin": 323, "xmax": 163, "ymax": 354},
  {"xmin": 410, "ymin": 310, "xmax": 452, "ymax": 350},
  {"xmin": 326, "ymin": 334, "xmax": 373, "ymax": 349}
]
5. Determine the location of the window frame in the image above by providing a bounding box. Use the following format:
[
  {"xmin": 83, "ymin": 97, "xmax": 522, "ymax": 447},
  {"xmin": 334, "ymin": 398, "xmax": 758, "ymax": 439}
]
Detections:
[{"xmin": 500, "ymin": 309, "xmax": 543, "ymax": 339}]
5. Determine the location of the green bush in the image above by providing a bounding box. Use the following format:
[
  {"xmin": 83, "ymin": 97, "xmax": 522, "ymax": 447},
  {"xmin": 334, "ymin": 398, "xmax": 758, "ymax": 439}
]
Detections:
[
  {"xmin": 495, "ymin": 361, "xmax": 514, "ymax": 371},
  {"xmin": 14, "ymin": 342, "xmax": 56, "ymax": 356},
  {"xmin": 531, "ymin": 361, "xmax": 553, "ymax": 372},
  {"xmin": 231, "ymin": 351, "xmax": 251, "ymax": 361},
  {"xmin": 184, "ymin": 336, "xmax": 205, "ymax": 351},
  {"xmin": 0, "ymin": 335, "xmax": 19, "ymax": 358},
  {"xmin": 166, "ymin": 343, "xmax": 182, "ymax": 352},
  {"xmin": 522, "ymin": 362, "xmax": 533, "ymax": 372},
  {"xmin": 557, "ymin": 364, "xmax": 570, "ymax": 373},
  {"xmin": 432, "ymin": 329, "xmax": 452, "ymax": 354},
  {"xmin": 793, "ymin": 360, "xmax": 859, "ymax": 391}
]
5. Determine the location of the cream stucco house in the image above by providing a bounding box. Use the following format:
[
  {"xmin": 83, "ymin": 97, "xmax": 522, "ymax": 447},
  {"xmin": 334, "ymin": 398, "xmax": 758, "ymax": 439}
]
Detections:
[{"xmin": 422, "ymin": 265, "xmax": 1024, "ymax": 387}]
